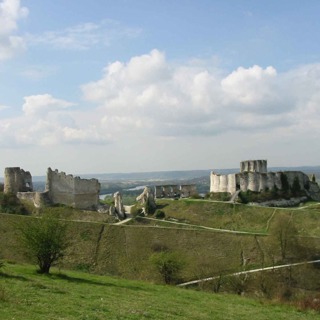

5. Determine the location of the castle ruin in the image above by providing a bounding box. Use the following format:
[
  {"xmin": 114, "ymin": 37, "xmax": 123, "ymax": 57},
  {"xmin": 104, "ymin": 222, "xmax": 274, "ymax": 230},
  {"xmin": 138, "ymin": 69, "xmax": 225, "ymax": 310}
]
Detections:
[
  {"xmin": 4, "ymin": 167, "xmax": 100, "ymax": 210},
  {"xmin": 154, "ymin": 184, "xmax": 197, "ymax": 198},
  {"xmin": 210, "ymin": 160, "xmax": 320, "ymax": 201},
  {"xmin": 4, "ymin": 167, "xmax": 33, "ymax": 194},
  {"xmin": 46, "ymin": 168, "xmax": 100, "ymax": 210}
]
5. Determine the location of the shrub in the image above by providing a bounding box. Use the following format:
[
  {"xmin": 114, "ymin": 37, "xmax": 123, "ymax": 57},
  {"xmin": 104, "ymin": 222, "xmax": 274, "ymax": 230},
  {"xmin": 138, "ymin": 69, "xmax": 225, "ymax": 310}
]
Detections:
[
  {"xmin": 18, "ymin": 215, "xmax": 69, "ymax": 274},
  {"xmin": 155, "ymin": 210, "xmax": 165, "ymax": 219},
  {"xmin": 149, "ymin": 251, "xmax": 185, "ymax": 284},
  {"xmin": 189, "ymin": 193, "xmax": 202, "ymax": 199},
  {"xmin": 130, "ymin": 205, "xmax": 143, "ymax": 217},
  {"xmin": 144, "ymin": 198, "xmax": 156, "ymax": 215},
  {"xmin": 205, "ymin": 192, "xmax": 231, "ymax": 201},
  {"xmin": 0, "ymin": 192, "xmax": 28, "ymax": 215}
]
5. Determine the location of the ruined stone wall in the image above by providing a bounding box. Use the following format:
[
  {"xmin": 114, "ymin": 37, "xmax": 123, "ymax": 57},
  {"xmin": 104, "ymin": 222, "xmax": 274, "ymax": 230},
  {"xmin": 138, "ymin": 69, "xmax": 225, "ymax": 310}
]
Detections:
[
  {"xmin": 211, "ymin": 168, "xmax": 312, "ymax": 194},
  {"xmin": 180, "ymin": 184, "xmax": 197, "ymax": 197},
  {"xmin": 17, "ymin": 191, "xmax": 50, "ymax": 208},
  {"xmin": 155, "ymin": 184, "xmax": 198, "ymax": 198},
  {"xmin": 154, "ymin": 186, "xmax": 163, "ymax": 198},
  {"xmin": 4, "ymin": 167, "xmax": 33, "ymax": 194},
  {"xmin": 210, "ymin": 173, "xmax": 236, "ymax": 193},
  {"xmin": 283, "ymin": 171, "xmax": 309, "ymax": 190},
  {"xmin": 46, "ymin": 168, "xmax": 100, "ymax": 210},
  {"xmin": 240, "ymin": 160, "xmax": 267, "ymax": 173}
]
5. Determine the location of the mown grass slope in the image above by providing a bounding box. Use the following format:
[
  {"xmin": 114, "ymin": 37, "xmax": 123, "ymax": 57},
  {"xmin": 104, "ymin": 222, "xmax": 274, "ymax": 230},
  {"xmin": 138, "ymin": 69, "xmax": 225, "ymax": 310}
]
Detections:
[{"xmin": 1, "ymin": 263, "xmax": 319, "ymax": 320}]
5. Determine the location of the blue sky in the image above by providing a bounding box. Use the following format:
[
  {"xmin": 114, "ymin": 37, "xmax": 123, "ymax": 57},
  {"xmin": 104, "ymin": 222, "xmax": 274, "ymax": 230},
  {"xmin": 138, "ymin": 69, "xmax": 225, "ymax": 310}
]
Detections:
[{"xmin": 1, "ymin": 0, "xmax": 320, "ymax": 175}]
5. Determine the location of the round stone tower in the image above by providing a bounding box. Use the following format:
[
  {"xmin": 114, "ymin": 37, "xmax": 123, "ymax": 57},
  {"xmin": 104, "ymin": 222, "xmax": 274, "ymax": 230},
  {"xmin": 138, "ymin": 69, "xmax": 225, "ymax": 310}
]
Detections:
[
  {"xmin": 4, "ymin": 167, "xmax": 33, "ymax": 194},
  {"xmin": 240, "ymin": 160, "xmax": 267, "ymax": 173}
]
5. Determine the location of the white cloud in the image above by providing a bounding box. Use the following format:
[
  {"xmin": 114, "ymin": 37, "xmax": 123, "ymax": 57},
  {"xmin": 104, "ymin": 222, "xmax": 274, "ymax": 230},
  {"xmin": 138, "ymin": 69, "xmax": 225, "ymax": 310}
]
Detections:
[
  {"xmin": 0, "ymin": 0, "xmax": 28, "ymax": 60},
  {"xmin": 221, "ymin": 65, "xmax": 277, "ymax": 106},
  {"xmin": 82, "ymin": 50, "xmax": 298, "ymax": 135},
  {"xmin": 28, "ymin": 19, "xmax": 141, "ymax": 51},
  {"xmin": 2, "ymin": 50, "xmax": 320, "ymax": 150},
  {"xmin": 22, "ymin": 94, "xmax": 75, "ymax": 116}
]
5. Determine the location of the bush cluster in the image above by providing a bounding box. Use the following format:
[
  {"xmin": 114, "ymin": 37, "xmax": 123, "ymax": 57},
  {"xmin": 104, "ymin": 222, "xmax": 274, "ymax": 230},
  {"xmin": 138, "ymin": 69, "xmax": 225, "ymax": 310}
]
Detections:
[{"xmin": 0, "ymin": 192, "xmax": 28, "ymax": 215}]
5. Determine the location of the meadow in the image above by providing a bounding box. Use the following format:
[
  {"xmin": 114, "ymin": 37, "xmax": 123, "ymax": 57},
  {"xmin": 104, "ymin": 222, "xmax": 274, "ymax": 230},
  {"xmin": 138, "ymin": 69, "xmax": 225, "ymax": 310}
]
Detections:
[{"xmin": 1, "ymin": 263, "xmax": 319, "ymax": 320}]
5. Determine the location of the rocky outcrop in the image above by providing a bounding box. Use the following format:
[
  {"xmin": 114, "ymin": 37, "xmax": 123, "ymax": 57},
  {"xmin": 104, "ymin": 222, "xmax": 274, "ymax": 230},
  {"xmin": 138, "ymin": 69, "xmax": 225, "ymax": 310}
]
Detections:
[
  {"xmin": 113, "ymin": 191, "xmax": 126, "ymax": 219},
  {"xmin": 136, "ymin": 187, "xmax": 157, "ymax": 210},
  {"xmin": 249, "ymin": 196, "xmax": 308, "ymax": 207}
]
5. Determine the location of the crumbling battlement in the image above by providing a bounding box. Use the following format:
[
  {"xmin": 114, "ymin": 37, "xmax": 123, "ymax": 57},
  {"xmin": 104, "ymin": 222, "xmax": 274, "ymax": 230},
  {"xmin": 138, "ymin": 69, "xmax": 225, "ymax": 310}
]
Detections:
[
  {"xmin": 210, "ymin": 160, "xmax": 320, "ymax": 201},
  {"xmin": 4, "ymin": 167, "xmax": 33, "ymax": 194},
  {"xmin": 240, "ymin": 160, "xmax": 267, "ymax": 173},
  {"xmin": 155, "ymin": 184, "xmax": 197, "ymax": 198},
  {"xmin": 46, "ymin": 168, "xmax": 100, "ymax": 210}
]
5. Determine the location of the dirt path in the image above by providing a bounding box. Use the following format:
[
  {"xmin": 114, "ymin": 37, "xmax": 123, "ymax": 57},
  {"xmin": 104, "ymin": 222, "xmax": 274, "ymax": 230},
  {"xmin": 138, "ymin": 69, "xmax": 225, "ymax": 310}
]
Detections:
[
  {"xmin": 177, "ymin": 259, "xmax": 320, "ymax": 287},
  {"xmin": 140, "ymin": 217, "xmax": 266, "ymax": 235}
]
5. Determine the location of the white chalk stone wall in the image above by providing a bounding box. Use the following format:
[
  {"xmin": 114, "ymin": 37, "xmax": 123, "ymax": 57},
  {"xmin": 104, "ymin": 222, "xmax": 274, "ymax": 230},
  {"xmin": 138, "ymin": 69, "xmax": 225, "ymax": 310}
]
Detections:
[
  {"xmin": 240, "ymin": 160, "xmax": 267, "ymax": 173},
  {"xmin": 4, "ymin": 167, "xmax": 33, "ymax": 194},
  {"xmin": 210, "ymin": 173, "xmax": 236, "ymax": 193},
  {"xmin": 46, "ymin": 168, "xmax": 100, "ymax": 210},
  {"xmin": 210, "ymin": 161, "xmax": 314, "ymax": 195}
]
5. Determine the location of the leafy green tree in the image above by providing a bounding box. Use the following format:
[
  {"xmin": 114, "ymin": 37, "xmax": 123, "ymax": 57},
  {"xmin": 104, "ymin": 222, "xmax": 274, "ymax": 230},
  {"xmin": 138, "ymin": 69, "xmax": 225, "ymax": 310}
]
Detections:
[
  {"xmin": 19, "ymin": 216, "xmax": 69, "ymax": 274},
  {"xmin": 149, "ymin": 251, "xmax": 184, "ymax": 284}
]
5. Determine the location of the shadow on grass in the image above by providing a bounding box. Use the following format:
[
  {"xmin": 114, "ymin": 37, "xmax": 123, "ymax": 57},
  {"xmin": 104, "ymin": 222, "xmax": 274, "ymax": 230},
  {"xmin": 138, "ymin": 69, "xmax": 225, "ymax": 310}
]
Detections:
[
  {"xmin": 156, "ymin": 204, "xmax": 168, "ymax": 210},
  {"xmin": 54, "ymin": 273, "xmax": 145, "ymax": 292},
  {"xmin": 0, "ymin": 271, "xmax": 29, "ymax": 282}
]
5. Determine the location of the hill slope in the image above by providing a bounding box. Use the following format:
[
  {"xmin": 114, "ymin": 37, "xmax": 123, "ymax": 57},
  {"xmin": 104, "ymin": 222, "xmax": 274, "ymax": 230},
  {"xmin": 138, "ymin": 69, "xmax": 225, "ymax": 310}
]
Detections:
[{"xmin": 1, "ymin": 263, "xmax": 319, "ymax": 320}]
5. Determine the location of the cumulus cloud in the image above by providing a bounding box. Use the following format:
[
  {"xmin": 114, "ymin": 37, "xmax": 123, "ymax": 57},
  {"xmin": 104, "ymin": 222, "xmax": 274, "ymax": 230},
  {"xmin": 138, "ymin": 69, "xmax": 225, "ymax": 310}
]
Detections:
[
  {"xmin": 2, "ymin": 49, "xmax": 320, "ymax": 148},
  {"xmin": 0, "ymin": 94, "xmax": 111, "ymax": 147},
  {"xmin": 22, "ymin": 94, "xmax": 75, "ymax": 116},
  {"xmin": 0, "ymin": 0, "xmax": 28, "ymax": 60},
  {"xmin": 28, "ymin": 19, "xmax": 141, "ymax": 50},
  {"xmin": 81, "ymin": 50, "xmax": 294, "ymax": 136}
]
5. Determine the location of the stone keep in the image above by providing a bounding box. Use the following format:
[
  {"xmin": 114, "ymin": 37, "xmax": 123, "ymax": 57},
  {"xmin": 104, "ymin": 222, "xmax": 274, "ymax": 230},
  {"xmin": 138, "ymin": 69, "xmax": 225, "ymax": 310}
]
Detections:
[
  {"xmin": 4, "ymin": 167, "xmax": 33, "ymax": 194},
  {"xmin": 46, "ymin": 168, "xmax": 100, "ymax": 210},
  {"xmin": 210, "ymin": 160, "xmax": 314, "ymax": 196}
]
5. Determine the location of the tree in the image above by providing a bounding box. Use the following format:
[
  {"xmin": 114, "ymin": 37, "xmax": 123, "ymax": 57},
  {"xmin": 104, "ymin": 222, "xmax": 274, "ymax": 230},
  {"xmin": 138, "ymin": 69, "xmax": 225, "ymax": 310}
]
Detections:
[
  {"xmin": 270, "ymin": 214, "xmax": 298, "ymax": 261},
  {"xmin": 19, "ymin": 216, "xmax": 69, "ymax": 274},
  {"xmin": 280, "ymin": 173, "xmax": 290, "ymax": 191}
]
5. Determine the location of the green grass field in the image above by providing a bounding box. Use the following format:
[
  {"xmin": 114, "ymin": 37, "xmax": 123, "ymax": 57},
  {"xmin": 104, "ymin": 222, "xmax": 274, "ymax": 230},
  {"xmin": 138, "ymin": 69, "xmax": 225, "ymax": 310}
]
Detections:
[{"xmin": 1, "ymin": 263, "xmax": 319, "ymax": 320}]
